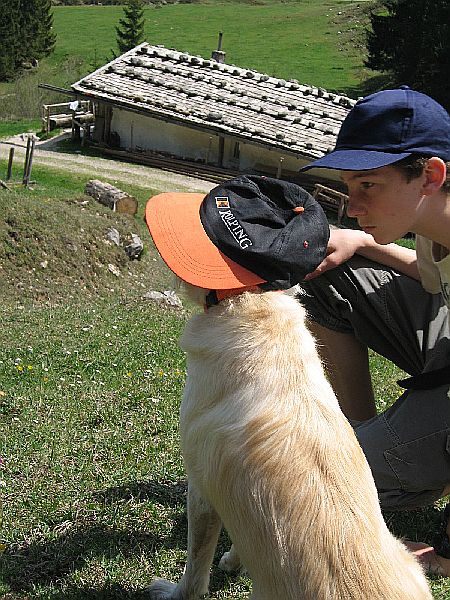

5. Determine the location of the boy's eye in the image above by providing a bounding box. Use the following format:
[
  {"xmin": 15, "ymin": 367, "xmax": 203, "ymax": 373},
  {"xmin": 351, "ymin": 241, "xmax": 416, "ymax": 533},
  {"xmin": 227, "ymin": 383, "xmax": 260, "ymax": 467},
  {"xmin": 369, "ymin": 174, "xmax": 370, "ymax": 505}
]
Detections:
[{"xmin": 361, "ymin": 182, "xmax": 374, "ymax": 189}]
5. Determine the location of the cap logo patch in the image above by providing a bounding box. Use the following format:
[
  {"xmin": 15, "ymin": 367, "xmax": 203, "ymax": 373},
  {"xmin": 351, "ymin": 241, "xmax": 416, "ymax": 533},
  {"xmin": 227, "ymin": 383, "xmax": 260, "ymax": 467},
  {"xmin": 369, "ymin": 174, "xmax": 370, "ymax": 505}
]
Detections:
[
  {"xmin": 218, "ymin": 207, "xmax": 253, "ymax": 249},
  {"xmin": 215, "ymin": 196, "xmax": 230, "ymax": 208}
]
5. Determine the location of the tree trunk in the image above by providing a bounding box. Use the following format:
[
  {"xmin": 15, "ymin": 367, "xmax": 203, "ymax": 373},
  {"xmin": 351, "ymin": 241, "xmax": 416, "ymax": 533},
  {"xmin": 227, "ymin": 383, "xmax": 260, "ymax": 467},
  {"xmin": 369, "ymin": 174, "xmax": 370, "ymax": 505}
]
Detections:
[{"xmin": 84, "ymin": 180, "xmax": 138, "ymax": 215}]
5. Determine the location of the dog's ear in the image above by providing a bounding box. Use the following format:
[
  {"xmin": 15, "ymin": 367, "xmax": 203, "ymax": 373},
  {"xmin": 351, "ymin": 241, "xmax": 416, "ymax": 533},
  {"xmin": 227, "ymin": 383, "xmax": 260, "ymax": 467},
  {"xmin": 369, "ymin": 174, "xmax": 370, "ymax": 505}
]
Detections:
[{"xmin": 174, "ymin": 275, "xmax": 210, "ymax": 307}]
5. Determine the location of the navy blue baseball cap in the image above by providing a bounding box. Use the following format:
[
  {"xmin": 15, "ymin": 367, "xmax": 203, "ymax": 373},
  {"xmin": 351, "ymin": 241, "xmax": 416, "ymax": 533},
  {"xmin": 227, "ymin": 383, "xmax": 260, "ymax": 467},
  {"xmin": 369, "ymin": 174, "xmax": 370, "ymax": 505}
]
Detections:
[{"xmin": 302, "ymin": 87, "xmax": 450, "ymax": 172}]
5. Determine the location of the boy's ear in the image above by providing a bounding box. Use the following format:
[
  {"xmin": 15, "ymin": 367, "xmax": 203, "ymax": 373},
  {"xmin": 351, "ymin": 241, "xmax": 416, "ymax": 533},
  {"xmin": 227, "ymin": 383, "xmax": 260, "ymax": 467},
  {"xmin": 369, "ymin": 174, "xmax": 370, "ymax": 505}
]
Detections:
[{"xmin": 423, "ymin": 157, "xmax": 447, "ymax": 194}]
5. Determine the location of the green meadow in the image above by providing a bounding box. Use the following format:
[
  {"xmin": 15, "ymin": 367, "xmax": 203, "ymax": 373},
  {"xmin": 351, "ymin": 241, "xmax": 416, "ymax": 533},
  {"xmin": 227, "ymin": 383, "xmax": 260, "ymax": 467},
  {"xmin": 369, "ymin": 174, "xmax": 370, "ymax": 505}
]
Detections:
[
  {"xmin": 0, "ymin": 0, "xmax": 382, "ymax": 121},
  {"xmin": 1, "ymin": 2, "xmax": 449, "ymax": 598},
  {"xmin": 0, "ymin": 0, "xmax": 377, "ymax": 113},
  {"xmin": 50, "ymin": 0, "xmax": 368, "ymax": 93}
]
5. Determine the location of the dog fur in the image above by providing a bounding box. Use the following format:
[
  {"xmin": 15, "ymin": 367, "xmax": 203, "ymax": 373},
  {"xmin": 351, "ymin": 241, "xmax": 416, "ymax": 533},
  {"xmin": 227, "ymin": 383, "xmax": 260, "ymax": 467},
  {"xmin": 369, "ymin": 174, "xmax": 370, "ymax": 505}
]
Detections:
[{"xmin": 148, "ymin": 289, "xmax": 432, "ymax": 599}]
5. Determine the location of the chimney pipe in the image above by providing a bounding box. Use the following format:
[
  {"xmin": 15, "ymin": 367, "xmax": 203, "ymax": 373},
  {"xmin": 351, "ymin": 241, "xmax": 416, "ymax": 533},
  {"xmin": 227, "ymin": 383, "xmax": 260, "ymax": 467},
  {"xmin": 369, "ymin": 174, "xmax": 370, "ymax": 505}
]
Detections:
[{"xmin": 212, "ymin": 31, "xmax": 226, "ymax": 64}]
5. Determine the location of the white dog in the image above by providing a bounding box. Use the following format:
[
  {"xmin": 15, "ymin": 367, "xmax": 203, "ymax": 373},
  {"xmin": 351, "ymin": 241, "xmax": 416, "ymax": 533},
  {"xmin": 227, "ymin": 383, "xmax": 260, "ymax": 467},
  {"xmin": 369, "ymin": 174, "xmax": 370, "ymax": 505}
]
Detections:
[{"xmin": 147, "ymin": 287, "xmax": 432, "ymax": 599}]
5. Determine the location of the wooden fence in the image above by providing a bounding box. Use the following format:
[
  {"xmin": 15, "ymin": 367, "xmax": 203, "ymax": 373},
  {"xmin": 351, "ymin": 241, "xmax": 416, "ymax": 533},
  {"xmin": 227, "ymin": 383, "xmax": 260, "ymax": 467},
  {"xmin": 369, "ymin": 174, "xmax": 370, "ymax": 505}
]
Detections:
[{"xmin": 42, "ymin": 100, "xmax": 95, "ymax": 135}]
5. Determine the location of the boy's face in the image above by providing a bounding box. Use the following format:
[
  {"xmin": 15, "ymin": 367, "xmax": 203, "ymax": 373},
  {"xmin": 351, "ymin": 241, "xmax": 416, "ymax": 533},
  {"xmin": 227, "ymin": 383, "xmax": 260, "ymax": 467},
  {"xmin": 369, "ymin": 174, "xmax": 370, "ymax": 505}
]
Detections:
[{"xmin": 341, "ymin": 165, "xmax": 426, "ymax": 244}]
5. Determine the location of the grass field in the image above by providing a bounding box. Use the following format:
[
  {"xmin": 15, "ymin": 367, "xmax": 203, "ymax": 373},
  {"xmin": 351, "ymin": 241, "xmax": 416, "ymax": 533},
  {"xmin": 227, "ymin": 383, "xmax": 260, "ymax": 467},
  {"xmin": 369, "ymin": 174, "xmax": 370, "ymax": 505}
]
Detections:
[
  {"xmin": 0, "ymin": 161, "xmax": 450, "ymax": 598},
  {"xmin": 49, "ymin": 0, "xmax": 370, "ymax": 94},
  {"xmin": 0, "ymin": 0, "xmax": 380, "ymax": 121}
]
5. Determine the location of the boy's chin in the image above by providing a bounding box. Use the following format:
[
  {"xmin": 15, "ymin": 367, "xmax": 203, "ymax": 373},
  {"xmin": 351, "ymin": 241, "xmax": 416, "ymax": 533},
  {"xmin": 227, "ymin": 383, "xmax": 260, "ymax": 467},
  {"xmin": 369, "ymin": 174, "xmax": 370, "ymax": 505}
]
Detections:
[{"xmin": 371, "ymin": 230, "xmax": 404, "ymax": 245}]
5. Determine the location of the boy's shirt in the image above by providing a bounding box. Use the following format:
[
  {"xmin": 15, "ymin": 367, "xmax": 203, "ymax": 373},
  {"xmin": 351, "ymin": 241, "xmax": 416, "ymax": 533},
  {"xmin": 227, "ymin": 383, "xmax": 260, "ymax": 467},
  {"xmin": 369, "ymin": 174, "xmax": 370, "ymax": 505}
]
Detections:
[{"xmin": 416, "ymin": 235, "xmax": 450, "ymax": 308}]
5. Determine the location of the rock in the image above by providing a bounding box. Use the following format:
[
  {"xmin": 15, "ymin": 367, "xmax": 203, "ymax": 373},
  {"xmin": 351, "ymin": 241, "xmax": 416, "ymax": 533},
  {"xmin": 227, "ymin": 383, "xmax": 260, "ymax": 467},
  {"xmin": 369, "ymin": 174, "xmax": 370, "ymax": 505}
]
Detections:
[
  {"xmin": 106, "ymin": 227, "xmax": 121, "ymax": 246},
  {"xmin": 124, "ymin": 234, "xmax": 143, "ymax": 259},
  {"xmin": 108, "ymin": 264, "xmax": 121, "ymax": 277},
  {"xmin": 142, "ymin": 290, "xmax": 183, "ymax": 308}
]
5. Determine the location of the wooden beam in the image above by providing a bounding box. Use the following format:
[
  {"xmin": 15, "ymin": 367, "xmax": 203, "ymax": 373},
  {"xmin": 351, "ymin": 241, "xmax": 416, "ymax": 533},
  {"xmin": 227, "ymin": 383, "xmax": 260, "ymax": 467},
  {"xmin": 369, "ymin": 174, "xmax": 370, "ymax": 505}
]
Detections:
[{"xmin": 218, "ymin": 136, "xmax": 225, "ymax": 167}]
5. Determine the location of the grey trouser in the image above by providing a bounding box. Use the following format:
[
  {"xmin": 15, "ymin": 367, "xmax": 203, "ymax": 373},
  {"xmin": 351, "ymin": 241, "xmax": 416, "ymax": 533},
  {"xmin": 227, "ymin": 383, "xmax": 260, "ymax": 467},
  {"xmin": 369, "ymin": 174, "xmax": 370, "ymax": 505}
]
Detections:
[{"xmin": 300, "ymin": 255, "xmax": 450, "ymax": 511}]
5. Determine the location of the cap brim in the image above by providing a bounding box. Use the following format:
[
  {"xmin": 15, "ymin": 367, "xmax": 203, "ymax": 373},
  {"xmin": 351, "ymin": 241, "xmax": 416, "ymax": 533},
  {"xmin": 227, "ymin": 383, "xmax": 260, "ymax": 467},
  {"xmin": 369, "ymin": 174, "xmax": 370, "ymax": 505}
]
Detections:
[
  {"xmin": 145, "ymin": 192, "xmax": 266, "ymax": 290},
  {"xmin": 301, "ymin": 149, "xmax": 412, "ymax": 171}
]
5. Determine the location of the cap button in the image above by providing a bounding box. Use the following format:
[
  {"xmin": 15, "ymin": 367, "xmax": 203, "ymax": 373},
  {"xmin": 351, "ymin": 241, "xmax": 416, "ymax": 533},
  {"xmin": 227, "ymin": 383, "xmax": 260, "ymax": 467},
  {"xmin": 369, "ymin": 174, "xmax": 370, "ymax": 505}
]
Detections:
[{"xmin": 293, "ymin": 206, "xmax": 305, "ymax": 214}]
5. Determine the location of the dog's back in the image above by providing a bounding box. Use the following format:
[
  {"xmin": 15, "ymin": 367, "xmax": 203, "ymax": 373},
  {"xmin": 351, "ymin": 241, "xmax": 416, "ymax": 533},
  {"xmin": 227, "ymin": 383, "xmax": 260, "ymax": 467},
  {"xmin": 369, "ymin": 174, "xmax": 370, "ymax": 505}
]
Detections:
[{"xmin": 179, "ymin": 291, "xmax": 431, "ymax": 599}]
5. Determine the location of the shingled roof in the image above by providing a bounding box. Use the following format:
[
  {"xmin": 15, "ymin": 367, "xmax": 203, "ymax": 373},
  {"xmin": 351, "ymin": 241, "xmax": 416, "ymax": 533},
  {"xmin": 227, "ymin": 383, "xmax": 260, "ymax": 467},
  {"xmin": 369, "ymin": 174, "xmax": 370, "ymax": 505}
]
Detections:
[{"xmin": 72, "ymin": 42, "xmax": 356, "ymax": 160}]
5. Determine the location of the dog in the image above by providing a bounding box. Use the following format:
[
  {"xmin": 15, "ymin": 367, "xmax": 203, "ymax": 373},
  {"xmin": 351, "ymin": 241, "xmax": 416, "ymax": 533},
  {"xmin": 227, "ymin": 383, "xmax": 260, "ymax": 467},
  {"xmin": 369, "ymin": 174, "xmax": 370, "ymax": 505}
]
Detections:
[{"xmin": 147, "ymin": 286, "xmax": 432, "ymax": 599}]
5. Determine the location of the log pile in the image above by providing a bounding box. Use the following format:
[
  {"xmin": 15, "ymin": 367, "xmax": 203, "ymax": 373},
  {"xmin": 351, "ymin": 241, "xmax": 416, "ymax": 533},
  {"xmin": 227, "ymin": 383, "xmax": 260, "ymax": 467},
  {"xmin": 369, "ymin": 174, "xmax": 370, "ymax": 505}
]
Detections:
[
  {"xmin": 49, "ymin": 112, "xmax": 94, "ymax": 130},
  {"xmin": 84, "ymin": 180, "xmax": 138, "ymax": 215}
]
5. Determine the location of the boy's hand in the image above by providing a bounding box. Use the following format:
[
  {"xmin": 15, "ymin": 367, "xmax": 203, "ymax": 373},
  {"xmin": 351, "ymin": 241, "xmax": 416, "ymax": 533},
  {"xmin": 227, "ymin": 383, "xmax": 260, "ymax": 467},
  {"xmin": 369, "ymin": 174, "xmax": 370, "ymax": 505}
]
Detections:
[{"xmin": 304, "ymin": 229, "xmax": 369, "ymax": 280}]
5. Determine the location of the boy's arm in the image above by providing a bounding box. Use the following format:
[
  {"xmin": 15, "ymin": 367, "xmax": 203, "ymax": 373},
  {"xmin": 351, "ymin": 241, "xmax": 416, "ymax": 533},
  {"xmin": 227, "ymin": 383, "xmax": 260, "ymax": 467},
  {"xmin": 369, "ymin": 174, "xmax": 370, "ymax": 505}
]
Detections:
[{"xmin": 304, "ymin": 228, "xmax": 420, "ymax": 281}]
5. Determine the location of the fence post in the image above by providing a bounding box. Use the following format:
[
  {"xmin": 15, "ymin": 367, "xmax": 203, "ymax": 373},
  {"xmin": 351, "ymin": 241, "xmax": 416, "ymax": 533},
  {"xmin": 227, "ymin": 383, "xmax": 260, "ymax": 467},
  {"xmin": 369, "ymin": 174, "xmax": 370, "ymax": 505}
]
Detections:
[
  {"xmin": 27, "ymin": 139, "xmax": 36, "ymax": 185},
  {"xmin": 23, "ymin": 138, "xmax": 31, "ymax": 184},
  {"xmin": 23, "ymin": 138, "xmax": 35, "ymax": 186},
  {"xmin": 6, "ymin": 147, "xmax": 14, "ymax": 181},
  {"xmin": 44, "ymin": 105, "xmax": 50, "ymax": 135}
]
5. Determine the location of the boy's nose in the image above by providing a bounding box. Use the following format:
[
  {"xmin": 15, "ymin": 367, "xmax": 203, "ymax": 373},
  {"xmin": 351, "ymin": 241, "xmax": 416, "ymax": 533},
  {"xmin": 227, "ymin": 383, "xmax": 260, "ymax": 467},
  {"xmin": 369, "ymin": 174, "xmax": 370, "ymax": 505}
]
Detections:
[{"xmin": 346, "ymin": 194, "xmax": 367, "ymax": 218}]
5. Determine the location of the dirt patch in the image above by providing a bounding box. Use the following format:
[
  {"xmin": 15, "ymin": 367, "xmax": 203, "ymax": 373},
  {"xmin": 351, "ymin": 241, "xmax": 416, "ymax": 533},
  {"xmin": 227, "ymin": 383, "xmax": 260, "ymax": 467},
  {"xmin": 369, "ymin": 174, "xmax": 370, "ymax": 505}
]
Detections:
[{"xmin": 0, "ymin": 133, "xmax": 216, "ymax": 194}]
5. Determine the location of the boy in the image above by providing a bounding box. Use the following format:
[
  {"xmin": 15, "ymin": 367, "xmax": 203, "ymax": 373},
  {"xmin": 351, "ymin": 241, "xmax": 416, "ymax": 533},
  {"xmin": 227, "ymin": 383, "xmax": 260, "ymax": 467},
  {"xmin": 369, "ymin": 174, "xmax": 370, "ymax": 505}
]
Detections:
[{"xmin": 301, "ymin": 86, "xmax": 450, "ymax": 576}]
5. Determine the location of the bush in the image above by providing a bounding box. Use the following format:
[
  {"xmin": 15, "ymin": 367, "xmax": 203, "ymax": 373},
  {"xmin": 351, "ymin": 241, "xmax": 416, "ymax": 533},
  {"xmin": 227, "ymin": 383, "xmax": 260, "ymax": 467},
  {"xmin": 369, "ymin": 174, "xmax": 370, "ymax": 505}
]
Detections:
[{"xmin": 0, "ymin": 57, "xmax": 85, "ymax": 120}]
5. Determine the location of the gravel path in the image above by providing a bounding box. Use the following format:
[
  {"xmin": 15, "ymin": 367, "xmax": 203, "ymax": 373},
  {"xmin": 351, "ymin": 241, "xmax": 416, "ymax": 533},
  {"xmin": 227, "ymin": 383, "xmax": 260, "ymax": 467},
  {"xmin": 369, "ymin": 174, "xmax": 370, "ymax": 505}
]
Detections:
[{"xmin": 0, "ymin": 133, "xmax": 216, "ymax": 193}]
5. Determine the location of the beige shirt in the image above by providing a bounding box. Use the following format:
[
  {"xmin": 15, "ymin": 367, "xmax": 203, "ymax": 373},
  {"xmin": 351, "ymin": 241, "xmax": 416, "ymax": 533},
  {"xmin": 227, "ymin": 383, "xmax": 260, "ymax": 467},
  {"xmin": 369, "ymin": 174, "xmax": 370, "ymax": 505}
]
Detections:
[{"xmin": 416, "ymin": 235, "xmax": 450, "ymax": 308}]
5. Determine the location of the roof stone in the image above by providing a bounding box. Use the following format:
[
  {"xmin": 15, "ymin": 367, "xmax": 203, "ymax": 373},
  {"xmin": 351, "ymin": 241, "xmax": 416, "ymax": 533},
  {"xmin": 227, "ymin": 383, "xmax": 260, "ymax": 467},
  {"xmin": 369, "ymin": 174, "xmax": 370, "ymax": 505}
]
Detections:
[{"xmin": 72, "ymin": 42, "xmax": 356, "ymax": 159}]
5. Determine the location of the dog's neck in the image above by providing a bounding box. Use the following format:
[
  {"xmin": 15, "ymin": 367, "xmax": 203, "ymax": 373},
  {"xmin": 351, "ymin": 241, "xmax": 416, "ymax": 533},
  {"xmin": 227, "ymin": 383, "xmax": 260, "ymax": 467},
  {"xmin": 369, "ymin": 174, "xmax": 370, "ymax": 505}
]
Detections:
[{"xmin": 204, "ymin": 286, "xmax": 262, "ymax": 310}]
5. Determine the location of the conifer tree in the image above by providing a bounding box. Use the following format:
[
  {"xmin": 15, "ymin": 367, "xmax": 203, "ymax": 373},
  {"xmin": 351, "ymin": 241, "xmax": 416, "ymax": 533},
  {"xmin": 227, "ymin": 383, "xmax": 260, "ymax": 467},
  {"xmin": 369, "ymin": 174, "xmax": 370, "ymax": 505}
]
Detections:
[
  {"xmin": 115, "ymin": 0, "xmax": 146, "ymax": 55},
  {"xmin": 366, "ymin": 0, "xmax": 450, "ymax": 110},
  {"xmin": 0, "ymin": 0, "xmax": 56, "ymax": 81},
  {"xmin": 0, "ymin": 0, "xmax": 22, "ymax": 80},
  {"xmin": 28, "ymin": 0, "xmax": 57, "ymax": 60}
]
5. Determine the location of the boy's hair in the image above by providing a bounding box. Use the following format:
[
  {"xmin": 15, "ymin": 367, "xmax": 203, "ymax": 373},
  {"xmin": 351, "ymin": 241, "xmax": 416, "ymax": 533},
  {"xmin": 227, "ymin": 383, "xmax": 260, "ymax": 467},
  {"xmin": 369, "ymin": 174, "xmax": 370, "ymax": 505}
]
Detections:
[{"xmin": 394, "ymin": 155, "xmax": 450, "ymax": 192}]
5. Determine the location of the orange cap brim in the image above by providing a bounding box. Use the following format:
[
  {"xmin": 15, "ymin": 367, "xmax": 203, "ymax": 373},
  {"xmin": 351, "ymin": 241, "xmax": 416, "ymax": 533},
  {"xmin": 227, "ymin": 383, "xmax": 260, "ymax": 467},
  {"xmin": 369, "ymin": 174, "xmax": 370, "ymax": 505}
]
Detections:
[{"xmin": 145, "ymin": 192, "xmax": 266, "ymax": 290}]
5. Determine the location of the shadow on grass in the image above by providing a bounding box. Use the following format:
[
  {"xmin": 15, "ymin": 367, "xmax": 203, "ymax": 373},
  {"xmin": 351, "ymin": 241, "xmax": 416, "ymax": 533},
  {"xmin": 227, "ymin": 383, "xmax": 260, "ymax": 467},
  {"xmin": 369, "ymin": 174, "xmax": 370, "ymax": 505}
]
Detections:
[
  {"xmin": 6, "ymin": 478, "xmax": 443, "ymax": 598},
  {"xmin": 1, "ymin": 525, "xmax": 160, "ymax": 598},
  {"xmin": 1, "ymin": 583, "xmax": 157, "ymax": 600},
  {"xmin": 340, "ymin": 72, "xmax": 398, "ymax": 101},
  {"xmin": 93, "ymin": 479, "xmax": 239, "ymax": 587},
  {"xmin": 384, "ymin": 502, "xmax": 446, "ymax": 547},
  {"xmin": 92, "ymin": 480, "xmax": 240, "ymax": 596},
  {"xmin": 2, "ymin": 479, "xmax": 188, "ymax": 599},
  {"xmin": 93, "ymin": 479, "xmax": 187, "ymax": 508}
]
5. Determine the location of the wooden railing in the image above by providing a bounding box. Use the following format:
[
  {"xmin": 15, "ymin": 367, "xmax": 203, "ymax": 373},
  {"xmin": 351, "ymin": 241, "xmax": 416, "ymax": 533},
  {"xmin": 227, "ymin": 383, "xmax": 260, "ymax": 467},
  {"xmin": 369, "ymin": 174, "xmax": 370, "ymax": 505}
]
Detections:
[
  {"xmin": 312, "ymin": 183, "xmax": 348, "ymax": 224},
  {"xmin": 41, "ymin": 100, "xmax": 94, "ymax": 134}
]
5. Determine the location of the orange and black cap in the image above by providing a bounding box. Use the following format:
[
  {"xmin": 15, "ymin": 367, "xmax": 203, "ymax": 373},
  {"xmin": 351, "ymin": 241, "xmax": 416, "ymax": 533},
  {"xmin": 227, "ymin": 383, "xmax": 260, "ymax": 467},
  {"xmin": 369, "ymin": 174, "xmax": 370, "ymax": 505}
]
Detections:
[{"xmin": 145, "ymin": 175, "xmax": 329, "ymax": 291}]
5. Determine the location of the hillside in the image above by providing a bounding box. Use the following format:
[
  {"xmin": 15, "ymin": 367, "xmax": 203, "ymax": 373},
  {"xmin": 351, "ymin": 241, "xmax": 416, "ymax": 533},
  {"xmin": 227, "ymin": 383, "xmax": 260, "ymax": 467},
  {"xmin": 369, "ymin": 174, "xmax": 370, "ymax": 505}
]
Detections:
[{"xmin": 0, "ymin": 180, "xmax": 172, "ymax": 305}]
